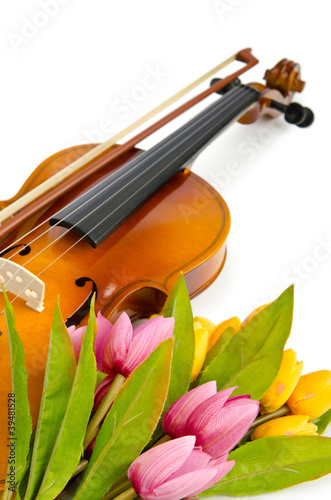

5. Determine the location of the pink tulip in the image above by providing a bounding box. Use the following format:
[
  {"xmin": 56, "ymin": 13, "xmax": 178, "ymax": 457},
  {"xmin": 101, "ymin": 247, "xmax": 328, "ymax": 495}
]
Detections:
[
  {"xmin": 163, "ymin": 382, "xmax": 217, "ymax": 438},
  {"xmin": 163, "ymin": 383, "xmax": 259, "ymax": 458},
  {"xmin": 68, "ymin": 312, "xmax": 112, "ymax": 372},
  {"xmin": 128, "ymin": 436, "xmax": 234, "ymax": 500},
  {"xmin": 91, "ymin": 314, "xmax": 175, "ymax": 411},
  {"xmin": 68, "ymin": 312, "xmax": 175, "ymax": 380},
  {"xmin": 103, "ymin": 313, "xmax": 175, "ymax": 378}
]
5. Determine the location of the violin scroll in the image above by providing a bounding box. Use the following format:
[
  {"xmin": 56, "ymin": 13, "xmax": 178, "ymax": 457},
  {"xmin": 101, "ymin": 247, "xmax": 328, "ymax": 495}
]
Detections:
[
  {"xmin": 264, "ymin": 59, "xmax": 305, "ymax": 97},
  {"xmin": 233, "ymin": 57, "xmax": 314, "ymax": 127}
]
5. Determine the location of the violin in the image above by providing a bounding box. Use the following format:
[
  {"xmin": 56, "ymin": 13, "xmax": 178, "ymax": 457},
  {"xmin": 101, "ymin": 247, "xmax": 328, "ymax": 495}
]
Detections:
[{"xmin": 0, "ymin": 48, "xmax": 313, "ymax": 486}]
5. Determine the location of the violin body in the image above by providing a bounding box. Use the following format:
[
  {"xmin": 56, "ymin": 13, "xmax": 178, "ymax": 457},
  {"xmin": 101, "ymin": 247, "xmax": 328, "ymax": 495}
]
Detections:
[{"xmin": 0, "ymin": 143, "xmax": 230, "ymax": 483}]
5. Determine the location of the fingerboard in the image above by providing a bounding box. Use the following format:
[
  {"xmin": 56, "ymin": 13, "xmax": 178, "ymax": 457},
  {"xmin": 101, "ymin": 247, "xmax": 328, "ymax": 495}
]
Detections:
[{"xmin": 50, "ymin": 84, "xmax": 261, "ymax": 247}]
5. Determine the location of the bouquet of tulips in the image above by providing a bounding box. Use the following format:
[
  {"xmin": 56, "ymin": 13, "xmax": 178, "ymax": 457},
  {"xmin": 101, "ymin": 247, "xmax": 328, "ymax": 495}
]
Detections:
[{"xmin": 1, "ymin": 275, "xmax": 331, "ymax": 500}]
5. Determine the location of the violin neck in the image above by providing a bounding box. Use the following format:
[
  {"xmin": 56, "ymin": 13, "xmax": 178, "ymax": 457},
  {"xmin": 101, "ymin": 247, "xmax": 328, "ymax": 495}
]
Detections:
[{"xmin": 50, "ymin": 84, "xmax": 261, "ymax": 248}]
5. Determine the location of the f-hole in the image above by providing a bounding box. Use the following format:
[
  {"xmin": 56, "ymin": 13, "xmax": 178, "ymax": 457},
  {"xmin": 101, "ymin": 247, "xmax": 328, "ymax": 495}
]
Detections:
[
  {"xmin": 0, "ymin": 244, "xmax": 31, "ymax": 257},
  {"xmin": 65, "ymin": 277, "xmax": 98, "ymax": 328}
]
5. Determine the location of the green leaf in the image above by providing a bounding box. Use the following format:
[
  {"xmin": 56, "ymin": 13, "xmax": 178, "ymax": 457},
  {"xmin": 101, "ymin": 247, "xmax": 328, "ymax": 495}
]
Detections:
[
  {"xmin": 17, "ymin": 429, "xmax": 35, "ymax": 500},
  {"xmin": 199, "ymin": 436, "xmax": 331, "ymax": 496},
  {"xmin": 96, "ymin": 371, "xmax": 107, "ymax": 387},
  {"xmin": 24, "ymin": 300, "xmax": 77, "ymax": 500},
  {"xmin": 314, "ymin": 409, "xmax": 331, "ymax": 435},
  {"xmin": 35, "ymin": 300, "xmax": 97, "ymax": 500},
  {"xmin": 197, "ymin": 286, "xmax": 294, "ymax": 399},
  {"xmin": 73, "ymin": 338, "xmax": 173, "ymax": 500},
  {"xmin": 161, "ymin": 274, "xmax": 195, "ymax": 411},
  {"xmin": 202, "ymin": 326, "xmax": 234, "ymax": 372},
  {"xmin": 2, "ymin": 288, "xmax": 32, "ymax": 498}
]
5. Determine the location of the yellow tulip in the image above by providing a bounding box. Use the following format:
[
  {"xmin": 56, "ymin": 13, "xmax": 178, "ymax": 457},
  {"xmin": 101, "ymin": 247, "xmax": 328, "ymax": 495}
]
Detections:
[
  {"xmin": 208, "ymin": 317, "xmax": 241, "ymax": 350},
  {"xmin": 260, "ymin": 349, "xmax": 303, "ymax": 414},
  {"xmin": 287, "ymin": 370, "xmax": 331, "ymax": 420},
  {"xmin": 251, "ymin": 415, "xmax": 318, "ymax": 440},
  {"xmin": 194, "ymin": 317, "xmax": 216, "ymax": 336},
  {"xmin": 191, "ymin": 322, "xmax": 210, "ymax": 381}
]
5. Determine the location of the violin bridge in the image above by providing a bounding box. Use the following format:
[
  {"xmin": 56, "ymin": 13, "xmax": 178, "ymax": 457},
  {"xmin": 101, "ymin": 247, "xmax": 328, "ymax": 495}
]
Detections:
[{"xmin": 0, "ymin": 258, "xmax": 45, "ymax": 312}]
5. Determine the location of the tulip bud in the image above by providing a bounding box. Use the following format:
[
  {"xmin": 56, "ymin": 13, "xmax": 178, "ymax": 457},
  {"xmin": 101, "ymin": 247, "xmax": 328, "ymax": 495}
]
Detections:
[
  {"xmin": 287, "ymin": 370, "xmax": 331, "ymax": 420},
  {"xmin": 128, "ymin": 436, "xmax": 234, "ymax": 500},
  {"xmin": 260, "ymin": 349, "xmax": 303, "ymax": 414},
  {"xmin": 103, "ymin": 313, "xmax": 174, "ymax": 378},
  {"xmin": 186, "ymin": 392, "xmax": 259, "ymax": 457},
  {"xmin": 68, "ymin": 312, "xmax": 112, "ymax": 372},
  {"xmin": 194, "ymin": 317, "xmax": 216, "ymax": 335},
  {"xmin": 251, "ymin": 415, "xmax": 318, "ymax": 440},
  {"xmin": 163, "ymin": 382, "xmax": 217, "ymax": 438},
  {"xmin": 208, "ymin": 317, "xmax": 241, "ymax": 349},
  {"xmin": 163, "ymin": 383, "xmax": 259, "ymax": 458},
  {"xmin": 191, "ymin": 322, "xmax": 210, "ymax": 380}
]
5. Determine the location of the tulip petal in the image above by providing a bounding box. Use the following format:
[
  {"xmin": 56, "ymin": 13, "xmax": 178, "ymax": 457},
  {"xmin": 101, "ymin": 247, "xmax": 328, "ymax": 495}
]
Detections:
[
  {"xmin": 287, "ymin": 370, "xmax": 331, "ymax": 420},
  {"xmin": 202, "ymin": 460, "xmax": 235, "ymax": 491},
  {"xmin": 169, "ymin": 449, "xmax": 211, "ymax": 479},
  {"xmin": 68, "ymin": 314, "xmax": 112, "ymax": 372},
  {"xmin": 163, "ymin": 382, "xmax": 217, "ymax": 438},
  {"xmin": 194, "ymin": 317, "xmax": 216, "ymax": 336},
  {"xmin": 208, "ymin": 317, "xmax": 241, "ymax": 350},
  {"xmin": 210, "ymin": 453, "xmax": 229, "ymax": 466},
  {"xmin": 191, "ymin": 325, "xmax": 209, "ymax": 381},
  {"xmin": 128, "ymin": 436, "xmax": 195, "ymax": 493},
  {"xmin": 132, "ymin": 316, "xmax": 164, "ymax": 338},
  {"xmin": 68, "ymin": 325, "xmax": 85, "ymax": 363},
  {"xmin": 152, "ymin": 469, "xmax": 217, "ymax": 500},
  {"xmin": 251, "ymin": 415, "xmax": 318, "ymax": 440},
  {"xmin": 185, "ymin": 388, "xmax": 236, "ymax": 437},
  {"xmin": 103, "ymin": 312, "xmax": 133, "ymax": 374},
  {"xmin": 193, "ymin": 399, "xmax": 259, "ymax": 457},
  {"xmin": 123, "ymin": 317, "xmax": 174, "ymax": 376},
  {"xmin": 94, "ymin": 313, "xmax": 112, "ymax": 372},
  {"xmin": 260, "ymin": 349, "xmax": 303, "ymax": 414},
  {"xmin": 225, "ymin": 394, "xmax": 251, "ymax": 404}
]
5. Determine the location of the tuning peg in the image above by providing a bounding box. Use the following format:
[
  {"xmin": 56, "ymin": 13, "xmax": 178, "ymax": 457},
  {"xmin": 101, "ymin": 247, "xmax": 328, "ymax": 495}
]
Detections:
[
  {"xmin": 270, "ymin": 101, "xmax": 314, "ymax": 128},
  {"xmin": 210, "ymin": 77, "xmax": 241, "ymax": 95}
]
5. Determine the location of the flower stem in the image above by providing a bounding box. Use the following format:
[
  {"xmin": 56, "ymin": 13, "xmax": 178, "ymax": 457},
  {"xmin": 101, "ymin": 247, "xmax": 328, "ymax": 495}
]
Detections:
[
  {"xmin": 102, "ymin": 486, "xmax": 137, "ymax": 500},
  {"xmin": 250, "ymin": 405, "xmax": 290, "ymax": 429},
  {"xmin": 72, "ymin": 459, "xmax": 89, "ymax": 477},
  {"xmin": 84, "ymin": 373, "xmax": 126, "ymax": 448}
]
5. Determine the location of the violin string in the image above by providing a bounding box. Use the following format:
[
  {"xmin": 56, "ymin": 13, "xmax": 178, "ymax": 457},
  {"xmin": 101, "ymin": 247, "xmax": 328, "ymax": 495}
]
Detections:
[
  {"xmin": 0, "ymin": 86, "xmax": 247, "ymax": 265},
  {"xmin": 0, "ymin": 87, "xmax": 248, "ymax": 270},
  {"xmin": 2, "ymin": 88, "xmax": 249, "ymax": 310},
  {"xmin": 1, "ymin": 88, "xmax": 251, "ymax": 309}
]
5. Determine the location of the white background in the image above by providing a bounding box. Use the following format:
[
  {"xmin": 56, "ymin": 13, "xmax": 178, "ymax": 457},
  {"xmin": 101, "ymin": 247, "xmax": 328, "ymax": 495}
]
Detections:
[{"xmin": 1, "ymin": 0, "xmax": 331, "ymax": 498}]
